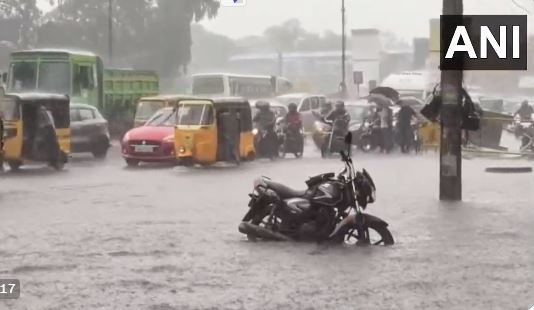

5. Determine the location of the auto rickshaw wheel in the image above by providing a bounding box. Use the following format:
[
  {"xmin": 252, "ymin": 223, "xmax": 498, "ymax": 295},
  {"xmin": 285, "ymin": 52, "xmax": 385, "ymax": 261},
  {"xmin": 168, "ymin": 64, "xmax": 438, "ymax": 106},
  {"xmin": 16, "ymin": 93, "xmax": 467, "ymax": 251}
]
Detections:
[
  {"xmin": 246, "ymin": 152, "xmax": 255, "ymax": 161},
  {"xmin": 52, "ymin": 160, "xmax": 65, "ymax": 171},
  {"xmin": 8, "ymin": 161, "xmax": 21, "ymax": 172},
  {"xmin": 180, "ymin": 158, "xmax": 195, "ymax": 167}
]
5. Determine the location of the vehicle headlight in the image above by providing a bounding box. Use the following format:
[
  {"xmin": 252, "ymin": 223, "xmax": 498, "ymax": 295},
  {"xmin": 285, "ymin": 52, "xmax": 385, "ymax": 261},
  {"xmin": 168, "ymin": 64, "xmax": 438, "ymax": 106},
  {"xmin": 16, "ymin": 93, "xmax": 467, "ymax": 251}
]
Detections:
[
  {"xmin": 314, "ymin": 121, "xmax": 323, "ymax": 132},
  {"xmin": 122, "ymin": 132, "xmax": 130, "ymax": 143},
  {"xmin": 252, "ymin": 128, "xmax": 258, "ymax": 136}
]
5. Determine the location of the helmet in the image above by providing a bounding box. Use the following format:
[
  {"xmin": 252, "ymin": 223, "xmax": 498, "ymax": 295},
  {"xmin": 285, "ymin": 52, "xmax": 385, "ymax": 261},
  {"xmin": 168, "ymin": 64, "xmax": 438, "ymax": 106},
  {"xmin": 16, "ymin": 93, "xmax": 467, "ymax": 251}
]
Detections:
[
  {"xmin": 522, "ymin": 100, "xmax": 529, "ymax": 107},
  {"xmin": 288, "ymin": 102, "xmax": 298, "ymax": 112},
  {"xmin": 334, "ymin": 100, "xmax": 345, "ymax": 111},
  {"xmin": 255, "ymin": 100, "xmax": 270, "ymax": 110}
]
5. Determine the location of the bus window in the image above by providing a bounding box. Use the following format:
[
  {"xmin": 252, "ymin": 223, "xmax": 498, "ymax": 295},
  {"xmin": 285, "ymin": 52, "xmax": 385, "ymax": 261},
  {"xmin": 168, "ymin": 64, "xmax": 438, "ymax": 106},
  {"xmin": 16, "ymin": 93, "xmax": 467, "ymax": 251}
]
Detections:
[
  {"xmin": 9, "ymin": 62, "xmax": 37, "ymax": 91},
  {"xmin": 39, "ymin": 62, "xmax": 71, "ymax": 94},
  {"xmin": 192, "ymin": 76, "xmax": 224, "ymax": 95}
]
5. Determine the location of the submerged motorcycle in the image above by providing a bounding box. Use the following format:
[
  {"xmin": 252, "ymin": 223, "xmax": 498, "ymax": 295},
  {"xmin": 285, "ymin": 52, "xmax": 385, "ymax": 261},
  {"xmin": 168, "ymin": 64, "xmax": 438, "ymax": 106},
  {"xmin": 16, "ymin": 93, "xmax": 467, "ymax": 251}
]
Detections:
[{"xmin": 239, "ymin": 133, "xmax": 394, "ymax": 246}]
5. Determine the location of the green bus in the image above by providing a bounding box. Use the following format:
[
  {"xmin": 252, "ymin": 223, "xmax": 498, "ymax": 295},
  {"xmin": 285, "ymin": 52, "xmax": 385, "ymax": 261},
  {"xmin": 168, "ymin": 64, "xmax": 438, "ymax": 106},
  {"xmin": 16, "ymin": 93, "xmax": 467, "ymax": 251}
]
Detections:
[{"xmin": 3, "ymin": 49, "xmax": 159, "ymax": 133}]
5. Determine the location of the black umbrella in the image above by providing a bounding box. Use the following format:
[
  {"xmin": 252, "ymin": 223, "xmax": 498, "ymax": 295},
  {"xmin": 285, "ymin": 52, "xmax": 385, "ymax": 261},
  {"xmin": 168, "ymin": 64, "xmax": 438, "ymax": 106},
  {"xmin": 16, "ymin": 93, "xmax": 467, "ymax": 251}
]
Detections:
[
  {"xmin": 369, "ymin": 87, "xmax": 400, "ymax": 102},
  {"xmin": 366, "ymin": 93, "xmax": 393, "ymax": 108}
]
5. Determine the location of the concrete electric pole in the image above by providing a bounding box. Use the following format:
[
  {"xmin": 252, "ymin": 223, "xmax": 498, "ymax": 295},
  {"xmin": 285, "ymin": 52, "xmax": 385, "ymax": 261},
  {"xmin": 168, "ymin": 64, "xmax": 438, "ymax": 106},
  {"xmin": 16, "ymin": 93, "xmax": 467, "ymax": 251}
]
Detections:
[
  {"xmin": 108, "ymin": 0, "xmax": 113, "ymax": 64},
  {"xmin": 340, "ymin": 0, "xmax": 347, "ymax": 97},
  {"xmin": 439, "ymin": 0, "xmax": 463, "ymax": 201}
]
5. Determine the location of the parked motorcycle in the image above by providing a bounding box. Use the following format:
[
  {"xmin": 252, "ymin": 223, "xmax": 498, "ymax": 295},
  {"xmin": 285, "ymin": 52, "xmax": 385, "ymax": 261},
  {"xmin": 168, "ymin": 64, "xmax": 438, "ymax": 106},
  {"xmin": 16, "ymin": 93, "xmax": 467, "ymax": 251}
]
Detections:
[{"xmin": 239, "ymin": 133, "xmax": 394, "ymax": 246}]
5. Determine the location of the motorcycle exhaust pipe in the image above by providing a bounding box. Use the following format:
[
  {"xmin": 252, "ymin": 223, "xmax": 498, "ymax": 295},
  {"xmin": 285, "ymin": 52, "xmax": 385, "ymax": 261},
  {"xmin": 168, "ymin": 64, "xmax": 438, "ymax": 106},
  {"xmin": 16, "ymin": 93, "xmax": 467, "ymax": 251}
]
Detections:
[{"xmin": 239, "ymin": 222, "xmax": 292, "ymax": 241}]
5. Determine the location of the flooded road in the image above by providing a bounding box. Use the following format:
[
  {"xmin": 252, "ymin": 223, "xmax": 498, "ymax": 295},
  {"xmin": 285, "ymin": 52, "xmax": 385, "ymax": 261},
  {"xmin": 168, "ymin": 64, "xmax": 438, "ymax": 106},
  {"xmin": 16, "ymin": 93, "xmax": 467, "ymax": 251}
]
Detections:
[{"xmin": 1, "ymin": 143, "xmax": 533, "ymax": 310}]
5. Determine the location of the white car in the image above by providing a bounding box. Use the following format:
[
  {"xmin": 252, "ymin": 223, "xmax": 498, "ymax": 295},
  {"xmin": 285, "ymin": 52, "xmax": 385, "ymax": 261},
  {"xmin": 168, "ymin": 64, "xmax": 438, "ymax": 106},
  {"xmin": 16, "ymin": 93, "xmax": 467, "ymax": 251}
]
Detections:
[{"xmin": 277, "ymin": 93, "xmax": 326, "ymax": 132}]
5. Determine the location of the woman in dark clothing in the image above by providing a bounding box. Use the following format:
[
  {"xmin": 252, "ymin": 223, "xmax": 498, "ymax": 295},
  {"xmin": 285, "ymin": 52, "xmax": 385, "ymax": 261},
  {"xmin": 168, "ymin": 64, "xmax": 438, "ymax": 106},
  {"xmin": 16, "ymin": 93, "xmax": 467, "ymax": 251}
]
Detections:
[{"xmin": 397, "ymin": 101, "xmax": 417, "ymax": 153}]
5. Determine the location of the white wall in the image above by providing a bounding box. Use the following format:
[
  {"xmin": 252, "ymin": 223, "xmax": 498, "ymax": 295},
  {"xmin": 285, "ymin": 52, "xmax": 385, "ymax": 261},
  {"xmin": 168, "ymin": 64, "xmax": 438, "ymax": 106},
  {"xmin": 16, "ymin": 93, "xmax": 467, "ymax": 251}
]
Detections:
[{"xmin": 351, "ymin": 29, "xmax": 382, "ymax": 85}]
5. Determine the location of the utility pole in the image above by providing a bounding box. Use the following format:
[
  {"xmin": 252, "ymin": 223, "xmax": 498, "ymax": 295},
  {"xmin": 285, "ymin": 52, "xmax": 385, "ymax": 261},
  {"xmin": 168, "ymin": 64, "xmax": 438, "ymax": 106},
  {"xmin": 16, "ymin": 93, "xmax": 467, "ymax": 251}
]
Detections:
[
  {"xmin": 439, "ymin": 0, "xmax": 463, "ymax": 201},
  {"xmin": 108, "ymin": 0, "xmax": 113, "ymax": 64},
  {"xmin": 340, "ymin": 0, "xmax": 347, "ymax": 97}
]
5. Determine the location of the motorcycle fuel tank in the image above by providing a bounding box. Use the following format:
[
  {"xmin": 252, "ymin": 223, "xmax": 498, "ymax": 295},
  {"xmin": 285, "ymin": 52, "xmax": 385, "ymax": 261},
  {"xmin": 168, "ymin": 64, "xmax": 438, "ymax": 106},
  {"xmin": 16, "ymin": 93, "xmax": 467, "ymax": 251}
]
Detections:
[
  {"xmin": 312, "ymin": 182, "xmax": 342, "ymax": 205},
  {"xmin": 284, "ymin": 198, "xmax": 311, "ymax": 214}
]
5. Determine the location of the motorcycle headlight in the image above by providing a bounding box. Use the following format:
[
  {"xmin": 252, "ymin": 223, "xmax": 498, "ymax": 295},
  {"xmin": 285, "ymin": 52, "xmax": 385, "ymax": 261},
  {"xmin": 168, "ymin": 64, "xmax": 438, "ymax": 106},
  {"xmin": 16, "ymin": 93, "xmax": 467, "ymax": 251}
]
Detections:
[{"xmin": 252, "ymin": 128, "xmax": 259, "ymax": 136}]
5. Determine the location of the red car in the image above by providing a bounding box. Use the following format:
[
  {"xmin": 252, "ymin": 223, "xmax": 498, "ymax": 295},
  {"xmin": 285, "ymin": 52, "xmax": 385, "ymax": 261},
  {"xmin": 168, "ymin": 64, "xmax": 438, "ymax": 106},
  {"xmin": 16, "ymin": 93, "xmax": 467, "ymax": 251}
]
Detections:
[{"xmin": 121, "ymin": 107, "xmax": 176, "ymax": 166}]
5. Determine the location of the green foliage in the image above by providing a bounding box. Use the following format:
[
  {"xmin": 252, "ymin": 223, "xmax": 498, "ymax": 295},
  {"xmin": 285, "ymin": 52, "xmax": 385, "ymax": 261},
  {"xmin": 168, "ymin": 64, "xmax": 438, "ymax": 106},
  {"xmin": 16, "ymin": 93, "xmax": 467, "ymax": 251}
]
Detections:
[
  {"xmin": 0, "ymin": 0, "xmax": 40, "ymax": 47},
  {"xmin": 3, "ymin": 0, "xmax": 220, "ymax": 79}
]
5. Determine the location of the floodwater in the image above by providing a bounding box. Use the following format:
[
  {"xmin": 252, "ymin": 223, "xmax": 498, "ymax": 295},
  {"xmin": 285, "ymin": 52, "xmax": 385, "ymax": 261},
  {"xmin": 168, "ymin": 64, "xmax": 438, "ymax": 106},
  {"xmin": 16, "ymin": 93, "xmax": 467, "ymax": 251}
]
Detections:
[{"xmin": 0, "ymin": 139, "xmax": 533, "ymax": 309}]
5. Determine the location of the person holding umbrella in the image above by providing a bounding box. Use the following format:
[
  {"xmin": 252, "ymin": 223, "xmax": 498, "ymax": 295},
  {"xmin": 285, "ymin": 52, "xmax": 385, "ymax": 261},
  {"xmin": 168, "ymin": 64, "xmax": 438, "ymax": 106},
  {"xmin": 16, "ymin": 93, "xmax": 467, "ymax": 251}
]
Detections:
[
  {"xmin": 396, "ymin": 99, "xmax": 418, "ymax": 153},
  {"xmin": 368, "ymin": 93, "xmax": 394, "ymax": 153}
]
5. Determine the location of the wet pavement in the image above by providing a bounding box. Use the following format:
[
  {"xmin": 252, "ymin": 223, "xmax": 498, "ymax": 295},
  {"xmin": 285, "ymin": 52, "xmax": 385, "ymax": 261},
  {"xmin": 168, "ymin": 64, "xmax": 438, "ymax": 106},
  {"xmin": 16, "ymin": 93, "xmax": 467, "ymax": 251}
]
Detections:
[{"xmin": 0, "ymin": 140, "xmax": 533, "ymax": 310}]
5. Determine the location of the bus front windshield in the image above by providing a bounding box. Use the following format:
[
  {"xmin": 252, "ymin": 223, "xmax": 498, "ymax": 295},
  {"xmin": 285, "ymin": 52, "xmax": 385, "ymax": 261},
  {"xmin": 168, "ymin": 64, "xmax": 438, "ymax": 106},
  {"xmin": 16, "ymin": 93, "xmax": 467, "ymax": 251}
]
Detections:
[
  {"xmin": 177, "ymin": 104, "xmax": 213, "ymax": 126},
  {"xmin": 192, "ymin": 76, "xmax": 224, "ymax": 95},
  {"xmin": 9, "ymin": 61, "xmax": 71, "ymax": 94}
]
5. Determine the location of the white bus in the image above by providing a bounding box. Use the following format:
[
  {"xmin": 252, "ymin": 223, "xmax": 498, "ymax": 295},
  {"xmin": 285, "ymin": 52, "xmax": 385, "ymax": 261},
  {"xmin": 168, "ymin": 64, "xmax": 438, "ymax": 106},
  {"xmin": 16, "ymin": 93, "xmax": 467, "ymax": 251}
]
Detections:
[{"xmin": 191, "ymin": 73, "xmax": 292, "ymax": 98}]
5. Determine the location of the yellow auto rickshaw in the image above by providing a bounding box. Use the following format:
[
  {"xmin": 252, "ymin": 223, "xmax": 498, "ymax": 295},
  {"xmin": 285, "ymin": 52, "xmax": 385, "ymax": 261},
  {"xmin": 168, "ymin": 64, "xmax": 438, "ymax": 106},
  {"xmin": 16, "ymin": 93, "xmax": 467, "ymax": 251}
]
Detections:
[
  {"xmin": 174, "ymin": 98, "xmax": 255, "ymax": 166},
  {"xmin": 1, "ymin": 109, "xmax": 4, "ymax": 171},
  {"xmin": 1, "ymin": 93, "xmax": 70, "ymax": 171},
  {"xmin": 134, "ymin": 95, "xmax": 196, "ymax": 128},
  {"xmin": 418, "ymin": 121, "xmax": 441, "ymax": 152}
]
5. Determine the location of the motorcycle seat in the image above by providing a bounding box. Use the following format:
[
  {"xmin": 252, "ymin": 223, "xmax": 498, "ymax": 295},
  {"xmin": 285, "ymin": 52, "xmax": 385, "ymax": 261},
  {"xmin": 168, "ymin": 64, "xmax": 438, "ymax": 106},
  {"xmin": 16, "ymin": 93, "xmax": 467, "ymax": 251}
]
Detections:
[{"xmin": 264, "ymin": 180, "xmax": 307, "ymax": 199}]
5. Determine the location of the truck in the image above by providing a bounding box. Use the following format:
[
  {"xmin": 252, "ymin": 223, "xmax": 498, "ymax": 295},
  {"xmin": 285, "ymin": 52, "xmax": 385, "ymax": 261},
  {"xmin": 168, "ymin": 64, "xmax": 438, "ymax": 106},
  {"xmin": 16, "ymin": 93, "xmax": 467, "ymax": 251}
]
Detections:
[{"xmin": 2, "ymin": 49, "xmax": 159, "ymax": 135}]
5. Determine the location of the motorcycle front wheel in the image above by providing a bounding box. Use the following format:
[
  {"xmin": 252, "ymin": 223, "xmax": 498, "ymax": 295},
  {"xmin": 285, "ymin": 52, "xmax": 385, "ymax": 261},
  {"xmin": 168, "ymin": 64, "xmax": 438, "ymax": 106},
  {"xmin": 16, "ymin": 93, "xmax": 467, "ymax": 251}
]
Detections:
[{"xmin": 343, "ymin": 221, "xmax": 394, "ymax": 246}]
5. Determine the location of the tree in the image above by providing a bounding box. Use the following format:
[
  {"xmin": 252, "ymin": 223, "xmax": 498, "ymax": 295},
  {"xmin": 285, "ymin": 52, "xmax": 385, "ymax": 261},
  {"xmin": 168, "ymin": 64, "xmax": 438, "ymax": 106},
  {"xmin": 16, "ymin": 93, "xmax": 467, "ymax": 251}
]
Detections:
[
  {"xmin": 36, "ymin": 0, "xmax": 220, "ymax": 80},
  {"xmin": 264, "ymin": 19, "xmax": 305, "ymax": 52},
  {"xmin": 190, "ymin": 24, "xmax": 236, "ymax": 72},
  {"xmin": 0, "ymin": 0, "xmax": 41, "ymax": 47}
]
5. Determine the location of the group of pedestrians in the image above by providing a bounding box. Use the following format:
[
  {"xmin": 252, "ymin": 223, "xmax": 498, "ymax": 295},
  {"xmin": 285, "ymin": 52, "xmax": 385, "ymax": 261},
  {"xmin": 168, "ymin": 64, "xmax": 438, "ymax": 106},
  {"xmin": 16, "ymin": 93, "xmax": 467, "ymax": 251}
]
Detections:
[{"xmin": 366, "ymin": 100, "xmax": 420, "ymax": 154}]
